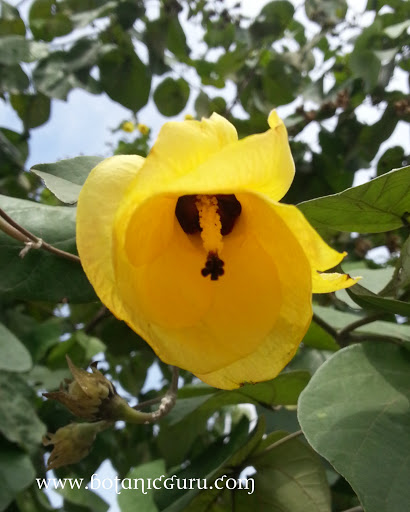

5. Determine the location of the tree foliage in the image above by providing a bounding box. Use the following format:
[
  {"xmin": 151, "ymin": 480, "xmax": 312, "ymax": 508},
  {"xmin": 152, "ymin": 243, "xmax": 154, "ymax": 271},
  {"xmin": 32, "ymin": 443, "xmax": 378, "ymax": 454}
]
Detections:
[{"xmin": 0, "ymin": 0, "xmax": 409, "ymax": 511}]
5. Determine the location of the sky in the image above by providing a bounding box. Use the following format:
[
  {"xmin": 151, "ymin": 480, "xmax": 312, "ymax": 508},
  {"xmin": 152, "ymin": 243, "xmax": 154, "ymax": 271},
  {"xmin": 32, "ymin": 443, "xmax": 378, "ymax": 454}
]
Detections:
[{"xmin": 2, "ymin": 0, "xmax": 409, "ymax": 510}]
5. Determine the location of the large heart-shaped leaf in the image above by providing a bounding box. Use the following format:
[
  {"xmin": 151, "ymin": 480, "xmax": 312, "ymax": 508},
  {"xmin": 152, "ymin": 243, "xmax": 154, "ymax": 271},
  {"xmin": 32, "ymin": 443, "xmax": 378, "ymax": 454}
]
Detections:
[{"xmin": 298, "ymin": 343, "xmax": 410, "ymax": 512}]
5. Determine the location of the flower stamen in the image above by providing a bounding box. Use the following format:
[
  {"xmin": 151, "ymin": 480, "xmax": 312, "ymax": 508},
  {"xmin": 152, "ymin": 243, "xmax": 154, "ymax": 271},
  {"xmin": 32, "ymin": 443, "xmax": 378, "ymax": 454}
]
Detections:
[{"xmin": 196, "ymin": 195, "xmax": 226, "ymax": 281}]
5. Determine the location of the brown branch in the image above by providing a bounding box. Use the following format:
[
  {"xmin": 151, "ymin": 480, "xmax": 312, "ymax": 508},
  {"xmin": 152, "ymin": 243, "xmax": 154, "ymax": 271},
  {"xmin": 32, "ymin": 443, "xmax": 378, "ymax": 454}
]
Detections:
[
  {"xmin": 338, "ymin": 312, "xmax": 386, "ymax": 338},
  {"xmin": 84, "ymin": 307, "xmax": 110, "ymax": 334},
  {"xmin": 312, "ymin": 311, "xmax": 404, "ymax": 349},
  {"xmin": 0, "ymin": 207, "xmax": 81, "ymax": 264},
  {"xmin": 312, "ymin": 313, "xmax": 339, "ymax": 339}
]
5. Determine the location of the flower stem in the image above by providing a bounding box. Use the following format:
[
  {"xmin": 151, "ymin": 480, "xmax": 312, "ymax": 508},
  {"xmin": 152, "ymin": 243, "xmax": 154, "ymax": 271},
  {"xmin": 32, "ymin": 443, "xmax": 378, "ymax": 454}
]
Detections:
[{"xmin": 117, "ymin": 366, "xmax": 179, "ymax": 424}]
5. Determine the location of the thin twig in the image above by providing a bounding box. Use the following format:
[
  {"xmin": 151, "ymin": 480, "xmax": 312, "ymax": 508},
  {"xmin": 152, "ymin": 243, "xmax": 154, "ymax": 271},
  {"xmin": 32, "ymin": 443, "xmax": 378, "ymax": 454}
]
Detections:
[
  {"xmin": 84, "ymin": 307, "xmax": 110, "ymax": 334},
  {"xmin": 0, "ymin": 207, "xmax": 81, "ymax": 264},
  {"xmin": 312, "ymin": 313, "xmax": 339, "ymax": 339},
  {"xmin": 338, "ymin": 312, "xmax": 386, "ymax": 338},
  {"xmin": 262, "ymin": 430, "xmax": 303, "ymax": 455},
  {"xmin": 312, "ymin": 311, "xmax": 404, "ymax": 349}
]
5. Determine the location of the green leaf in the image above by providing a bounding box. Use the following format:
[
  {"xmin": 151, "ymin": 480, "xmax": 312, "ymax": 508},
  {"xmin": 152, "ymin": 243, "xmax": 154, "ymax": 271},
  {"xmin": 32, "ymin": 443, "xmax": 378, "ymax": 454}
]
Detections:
[
  {"xmin": 0, "ymin": 371, "xmax": 46, "ymax": 452},
  {"xmin": 398, "ymin": 235, "xmax": 410, "ymax": 289},
  {"xmin": 335, "ymin": 267, "xmax": 410, "ymax": 316},
  {"xmin": 350, "ymin": 20, "xmax": 383, "ymax": 91},
  {"xmin": 384, "ymin": 19, "xmax": 410, "ymax": 38},
  {"xmin": 10, "ymin": 93, "xmax": 50, "ymax": 129},
  {"xmin": 99, "ymin": 47, "xmax": 151, "ymax": 112},
  {"xmin": 47, "ymin": 330, "xmax": 106, "ymax": 369},
  {"xmin": 8, "ymin": 314, "xmax": 62, "ymax": 363},
  {"xmin": 57, "ymin": 484, "xmax": 109, "ymax": 512},
  {"xmin": 0, "ymin": 440, "xmax": 35, "ymax": 511},
  {"xmin": 118, "ymin": 459, "xmax": 166, "ymax": 512},
  {"xmin": 298, "ymin": 343, "xmax": 410, "ymax": 512},
  {"xmin": 262, "ymin": 56, "xmax": 300, "ymax": 106},
  {"xmin": 70, "ymin": 1, "xmax": 116, "ymax": 29},
  {"xmin": 32, "ymin": 51, "xmax": 73, "ymax": 100},
  {"xmin": 250, "ymin": 1, "xmax": 295, "ymax": 41},
  {"xmin": 153, "ymin": 77, "xmax": 190, "ymax": 117},
  {"xmin": 302, "ymin": 320, "xmax": 339, "ymax": 351},
  {"xmin": 346, "ymin": 280, "xmax": 410, "ymax": 316},
  {"xmin": 350, "ymin": 50, "xmax": 380, "ymax": 91},
  {"xmin": 230, "ymin": 431, "xmax": 331, "ymax": 512},
  {"xmin": 377, "ymin": 146, "xmax": 406, "ymax": 176},
  {"xmin": 166, "ymin": 18, "xmax": 189, "ymax": 59},
  {"xmin": 305, "ymin": 0, "xmax": 347, "ymax": 26},
  {"xmin": 29, "ymin": 0, "xmax": 73, "ymax": 41},
  {"xmin": 298, "ymin": 166, "xmax": 410, "ymax": 232},
  {"xmin": 358, "ymin": 104, "xmax": 399, "ymax": 162},
  {"xmin": 204, "ymin": 19, "xmax": 235, "ymax": 50},
  {"xmin": 0, "ymin": 194, "xmax": 96, "ymax": 303},
  {"xmin": 158, "ymin": 418, "xmax": 252, "ymax": 512},
  {"xmin": 0, "ymin": 63, "xmax": 29, "ymax": 94},
  {"xmin": 0, "ymin": 128, "xmax": 28, "ymax": 175},
  {"xmin": 290, "ymin": 346, "xmax": 335, "ymax": 375},
  {"xmin": 27, "ymin": 365, "xmax": 71, "ymax": 391},
  {"xmin": 158, "ymin": 371, "xmax": 310, "ymax": 466},
  {"xmin": 0, "ymin": 35, "xmax": 48, "ymax": 64},
  {"xmin": 168, "ymin": 370, "xmax": 311, "ymax": 427},
  {"xmin": 65, "ymin": 38, "xmax": 105, "ymax": 72},
  {"xmin": 0, "ymin": 0, "xmax": 26, "ymax": 36},
  {"xmin": 31, "ymin": 156, "xmax": 103, "ymax": 204},
  {"xmin": 336, "ymin": 266, "xmax": 394, "ymax": 308},
  {"xmin": 0, "ymin": 322, "xmax": 32, "ymax": 372}
]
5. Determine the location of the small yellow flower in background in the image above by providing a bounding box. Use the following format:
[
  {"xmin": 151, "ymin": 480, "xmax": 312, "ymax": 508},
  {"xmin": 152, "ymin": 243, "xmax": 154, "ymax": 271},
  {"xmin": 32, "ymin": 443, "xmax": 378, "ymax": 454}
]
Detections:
[
  {"xmin": 184, "ymin": 114, "xmax": 195, "ymax": 120},
  {"xmin": 77, "ymin": 111, "xmax": 359, "ymax": 390},
  {"xmin": 137, "ymin": 123, "xmax": 150, "ymax": 135},
  {"xmin": 121, "ymin": 121, "xmax": 134, "ymax": 133}
]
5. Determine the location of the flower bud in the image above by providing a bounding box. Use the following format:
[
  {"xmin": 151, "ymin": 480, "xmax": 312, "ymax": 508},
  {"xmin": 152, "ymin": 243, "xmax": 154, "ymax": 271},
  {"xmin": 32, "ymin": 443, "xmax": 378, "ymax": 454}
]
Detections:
[
  {"xmin": 43, "ymin": 422, "xmax": 106, "ymax": 470},
  {"xmin": 44, "ymin": 356, "xmax": 117, "ymax": 421}
]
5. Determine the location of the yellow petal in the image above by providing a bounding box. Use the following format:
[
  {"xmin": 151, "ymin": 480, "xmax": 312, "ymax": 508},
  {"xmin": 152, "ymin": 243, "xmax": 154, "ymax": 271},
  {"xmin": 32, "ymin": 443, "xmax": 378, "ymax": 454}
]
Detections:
[
  {"xmin": 76, "ymin": 155, "xmax": 145, "ymax": 318},
  {"xmin": 112, "ymin": 200, "xmax": 285, "ymax": 374},
  {"xmin": 167, "ymin": 110, "xmax": 294, "ymax": 201},
  {"xmin": 312, "ymin": 272, "xmax": 361, "ymax": 293},
  {"xmin": 133, "ymin": 113, "xmax": 238, "ymax": 191},
  {"xmin": 115, "ymin": 110, "xmax": 293, "ymax": 238},
  {"xmin": 195, "ymin": 193, "xmax": 312, "ymax": 389},
  {"xmin": 268, "ymin": 201, "xmax": 357, "ymax": 293},
  {"xmin": 110, "ymin": 193, "xmax": 312, "ymax": 378}
]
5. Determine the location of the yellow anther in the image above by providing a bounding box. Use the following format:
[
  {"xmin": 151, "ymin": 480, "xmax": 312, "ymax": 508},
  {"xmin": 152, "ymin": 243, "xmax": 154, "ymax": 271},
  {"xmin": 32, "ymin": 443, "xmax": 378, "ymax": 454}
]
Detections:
[{"xmin": 196, "ymin": 195, "xmax": 223, "ymax": 255}]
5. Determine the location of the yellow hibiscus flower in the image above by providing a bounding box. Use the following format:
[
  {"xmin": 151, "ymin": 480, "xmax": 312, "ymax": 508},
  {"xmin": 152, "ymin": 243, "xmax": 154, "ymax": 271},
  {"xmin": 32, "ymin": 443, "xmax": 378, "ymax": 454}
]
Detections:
[{"xmin": 76, "ymin": 111, "xmax": 358, "ymax": 390}]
